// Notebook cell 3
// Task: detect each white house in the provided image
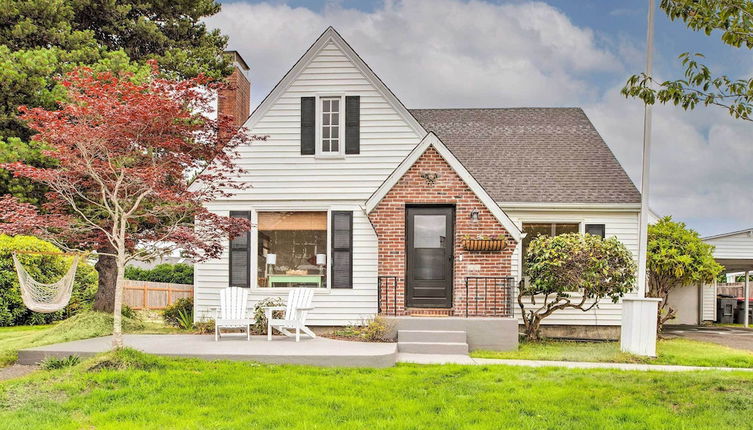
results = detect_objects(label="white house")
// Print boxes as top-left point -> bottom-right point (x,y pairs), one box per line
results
194,27 -> 643,340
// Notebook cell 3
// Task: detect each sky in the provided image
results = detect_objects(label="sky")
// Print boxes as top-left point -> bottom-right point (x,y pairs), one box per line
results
207,0 -> 753,236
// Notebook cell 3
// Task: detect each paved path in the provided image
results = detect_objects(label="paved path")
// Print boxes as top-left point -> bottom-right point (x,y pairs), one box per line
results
397,353 -> 753,372
18,334 -> 397,368
0,364 -> 38,381
663,325 -> 753,352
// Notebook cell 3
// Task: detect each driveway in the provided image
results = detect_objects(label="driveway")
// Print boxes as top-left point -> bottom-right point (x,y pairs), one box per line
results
663,325 -> 753,352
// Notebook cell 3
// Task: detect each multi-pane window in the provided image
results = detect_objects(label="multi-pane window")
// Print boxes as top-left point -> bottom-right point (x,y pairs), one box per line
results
321,97 -> 340,153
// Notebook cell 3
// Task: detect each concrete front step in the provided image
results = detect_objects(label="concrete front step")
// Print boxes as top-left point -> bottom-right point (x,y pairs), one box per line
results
398,330 -> 467,343
397,341 -> 469,355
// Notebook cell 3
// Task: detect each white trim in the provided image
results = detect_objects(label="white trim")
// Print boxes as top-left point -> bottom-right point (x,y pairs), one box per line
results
365,132 -> 522,242
498,202 -> 642,211
315,95 -> 345,159
243,27 -> 425,138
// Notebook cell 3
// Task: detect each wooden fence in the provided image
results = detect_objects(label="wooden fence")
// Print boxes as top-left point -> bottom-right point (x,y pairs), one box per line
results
717,282 -> 753,298
123,280 -> 193,310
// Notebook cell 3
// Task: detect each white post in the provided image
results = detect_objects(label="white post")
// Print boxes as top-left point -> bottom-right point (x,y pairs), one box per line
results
621,0 -> 661,356
636,0 -> 655,297
745,271 -> 750,328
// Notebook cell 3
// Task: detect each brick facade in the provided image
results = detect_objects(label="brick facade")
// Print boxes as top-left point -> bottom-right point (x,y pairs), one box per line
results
368,146 -> 516,317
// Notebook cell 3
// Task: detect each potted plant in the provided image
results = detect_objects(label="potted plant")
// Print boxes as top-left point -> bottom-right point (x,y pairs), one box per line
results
462,234 -> 508,251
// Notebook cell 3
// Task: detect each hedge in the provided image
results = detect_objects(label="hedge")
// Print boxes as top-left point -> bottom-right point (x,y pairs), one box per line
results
124,263 -> 193,285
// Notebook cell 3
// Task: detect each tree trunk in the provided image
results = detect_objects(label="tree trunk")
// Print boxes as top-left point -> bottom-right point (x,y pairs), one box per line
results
112,257 -> 126,348
93,253 -> 117,313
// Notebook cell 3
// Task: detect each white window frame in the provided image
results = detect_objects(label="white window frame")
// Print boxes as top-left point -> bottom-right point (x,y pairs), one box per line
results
249,207 -> 333,293
315,95 -> 345,159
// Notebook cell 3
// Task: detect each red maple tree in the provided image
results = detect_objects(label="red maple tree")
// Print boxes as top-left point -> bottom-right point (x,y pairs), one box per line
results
0,63 -> 254,346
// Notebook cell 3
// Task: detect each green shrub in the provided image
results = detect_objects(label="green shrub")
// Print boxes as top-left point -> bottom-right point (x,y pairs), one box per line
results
163,297 -> 193,328
125,263 -> 193,284
0,234 -> 98,327
120,305 -> 140,321
194,319 -> 215,334
333,316 -> 394,342
40,354 -> 81,370
252,297 -> 285,334
175,308 -> 193,330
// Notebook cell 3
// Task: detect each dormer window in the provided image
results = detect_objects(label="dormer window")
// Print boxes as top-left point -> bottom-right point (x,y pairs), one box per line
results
320,97 -> 341,154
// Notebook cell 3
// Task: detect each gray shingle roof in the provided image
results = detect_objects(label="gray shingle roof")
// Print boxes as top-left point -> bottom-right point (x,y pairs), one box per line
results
409,108 -> 641,204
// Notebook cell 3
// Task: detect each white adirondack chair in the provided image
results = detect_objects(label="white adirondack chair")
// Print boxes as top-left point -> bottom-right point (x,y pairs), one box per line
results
264,288 -> 316,342
214,287 -> 253,341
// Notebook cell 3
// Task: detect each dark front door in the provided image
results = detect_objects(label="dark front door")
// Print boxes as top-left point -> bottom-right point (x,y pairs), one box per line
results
406,206 -> 454,308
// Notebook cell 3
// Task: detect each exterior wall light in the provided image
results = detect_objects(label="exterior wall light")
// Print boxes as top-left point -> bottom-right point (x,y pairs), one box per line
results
470,209 -> 480,223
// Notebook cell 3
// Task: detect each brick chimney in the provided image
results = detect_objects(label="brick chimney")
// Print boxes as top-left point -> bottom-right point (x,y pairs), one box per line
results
218,50 -> 251,132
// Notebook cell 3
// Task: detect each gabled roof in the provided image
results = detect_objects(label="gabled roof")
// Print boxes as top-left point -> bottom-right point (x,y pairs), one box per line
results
365,132 -> 522,242
243,27 -> 425,137
409,108 -> 641,204
703,228 -> 753,241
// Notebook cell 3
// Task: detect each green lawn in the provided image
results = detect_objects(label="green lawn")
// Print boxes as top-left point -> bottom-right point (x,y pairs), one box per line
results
0,348 -> 751,429
0,312 -> 181,367
472,338 -> 753,368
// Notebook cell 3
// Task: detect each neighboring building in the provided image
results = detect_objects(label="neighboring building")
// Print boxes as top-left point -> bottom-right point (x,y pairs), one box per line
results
194,27 -> 643,338
667,228 -> 753,325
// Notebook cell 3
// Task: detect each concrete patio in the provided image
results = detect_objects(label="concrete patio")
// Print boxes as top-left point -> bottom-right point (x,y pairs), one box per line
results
17,334 -> 398,368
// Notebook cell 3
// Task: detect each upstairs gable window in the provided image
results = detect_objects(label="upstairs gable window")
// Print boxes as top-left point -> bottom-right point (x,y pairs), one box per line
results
320,97 -> 341,154
300,96 -> 359,156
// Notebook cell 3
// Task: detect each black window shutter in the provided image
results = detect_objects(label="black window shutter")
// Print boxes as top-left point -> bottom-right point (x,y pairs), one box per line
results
585,224 -> 606,239
229,211 -> 251,288
331,211 -> 353,288
345,96 -> 360,154
301,97 -> 315,155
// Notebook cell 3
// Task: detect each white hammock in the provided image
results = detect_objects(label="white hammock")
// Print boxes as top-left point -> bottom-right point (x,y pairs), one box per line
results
12,253 -> 80,313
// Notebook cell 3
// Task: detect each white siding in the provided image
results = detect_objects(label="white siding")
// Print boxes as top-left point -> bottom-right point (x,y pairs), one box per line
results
505,208 -> 640,326
195,39 -> 422,326
706,231 -> 753,259
228,41 -> 421,201
194,201 -> 379,326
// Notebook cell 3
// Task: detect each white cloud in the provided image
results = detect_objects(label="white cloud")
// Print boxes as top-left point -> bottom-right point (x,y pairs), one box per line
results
206,0 -> 619,107
586,86 -> 753,235
207,0 -> 753,236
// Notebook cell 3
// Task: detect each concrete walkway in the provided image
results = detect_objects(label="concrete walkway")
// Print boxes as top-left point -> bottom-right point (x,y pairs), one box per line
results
18,334 -> 397,368
397,353 -> 753,372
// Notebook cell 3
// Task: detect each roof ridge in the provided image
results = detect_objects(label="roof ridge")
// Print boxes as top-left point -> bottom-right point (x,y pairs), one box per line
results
408,107 -> 584,111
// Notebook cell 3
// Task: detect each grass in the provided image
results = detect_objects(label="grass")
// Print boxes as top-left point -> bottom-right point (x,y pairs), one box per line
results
472,338 -> 753,368
0,311 -> 182,367
0,348 -> 752,429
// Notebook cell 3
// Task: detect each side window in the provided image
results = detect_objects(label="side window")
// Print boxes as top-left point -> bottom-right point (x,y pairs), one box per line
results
585,224 -> 606,239
521,223 -> 579,274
